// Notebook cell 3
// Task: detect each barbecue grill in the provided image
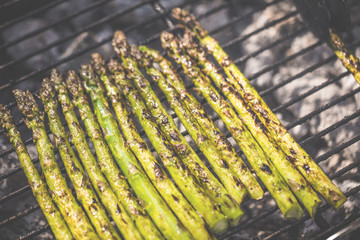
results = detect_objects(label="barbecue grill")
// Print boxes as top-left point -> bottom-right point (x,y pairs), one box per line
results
0,0 -> 360,239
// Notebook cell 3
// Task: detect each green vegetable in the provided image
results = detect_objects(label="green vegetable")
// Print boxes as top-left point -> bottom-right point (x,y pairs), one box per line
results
137,46 -> 245,224
13,89 -> 99,240
0,104 -> 74,240
65,70 -> 163,240
161,31 -> 305,219
40,78 -> 118,240
51,69 -> 142,240
139,45 -> 263,201
328,29 -> 360,85
182,30 -> 324,218
172,8 -> 346,210
80,63 -> 193,240
112,32 -> 231,232
92,53 -> 215,238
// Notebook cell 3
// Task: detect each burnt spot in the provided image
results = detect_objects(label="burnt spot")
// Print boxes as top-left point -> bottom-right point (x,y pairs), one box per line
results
160,116 -> 168,125
90,203 -> 98,213
222,57 -> 231,67
142,109 -> 152,120
209,92 -> 218,102
137,141 -> 147,149
260,164 -> 272,174
221,159 -> 229,169
97,181 -> 105,192
138,79 -> 148,89
303,164 -> 311,174
174,144 -> 188,155
169,132 -> 180,141
172,195 -> 179,202
197,133 -> 207,143
70,161 -> 80,173
288,197 -> 293,204
286,155 -> 296,164
329,190 -> 341,202
116,204 -> 122,214
151,74 -> 160,82
233,176 -> 242,187
224,109 -> 233,118
153,162 -> 164,180
290,148 -> 297,156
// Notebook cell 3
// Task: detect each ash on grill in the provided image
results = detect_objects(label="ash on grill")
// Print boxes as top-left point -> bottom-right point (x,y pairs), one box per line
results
0,0 -> 359,239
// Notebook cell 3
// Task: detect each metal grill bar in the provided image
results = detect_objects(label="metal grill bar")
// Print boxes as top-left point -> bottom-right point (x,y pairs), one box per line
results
0,0 -> 69,29
1,0 -> 359,239
221,10 -> 298,49
247,40 -> 323,80
260,38 -> 360,97
273,71 -> 350,113
0,0 -> 112,55
286,87 -> 360,130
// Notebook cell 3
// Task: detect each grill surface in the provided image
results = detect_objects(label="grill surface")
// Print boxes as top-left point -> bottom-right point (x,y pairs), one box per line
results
0,0 -> 360,239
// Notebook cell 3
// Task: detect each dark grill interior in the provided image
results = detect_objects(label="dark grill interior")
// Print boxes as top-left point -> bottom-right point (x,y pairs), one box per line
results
0,0 -> 360,239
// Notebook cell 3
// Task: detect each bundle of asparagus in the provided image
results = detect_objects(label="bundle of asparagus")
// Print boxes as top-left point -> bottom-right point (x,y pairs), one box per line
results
91,53 -> 216,238
171,7 -> 346,212
0,104 -> 73,240
5,6 -> 349,239
13,89 -> 99,240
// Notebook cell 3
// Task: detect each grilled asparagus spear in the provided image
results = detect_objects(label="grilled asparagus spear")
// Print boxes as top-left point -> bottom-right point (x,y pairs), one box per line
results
133,47 -> 245,223
39,78 -> 118,240
0,104 -> 74,240
172,8 -> 346,210
92,53 -> 215,238
51,69 -> 142,240
111,34 -> 230,232
328,29 -> 360,85
80,64 -> 193,240
181,30 -> 323,218
13,89 -> 99,240
139,45 -> 263,200
161,31 -> 305,219
65,71 -> 163,240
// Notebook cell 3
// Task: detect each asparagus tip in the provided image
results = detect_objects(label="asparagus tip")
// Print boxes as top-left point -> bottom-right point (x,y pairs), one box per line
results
13,89 -> 41,121
50,69 -> 63,91
66,70 -> 82,97
0,104 -> 13,130
39,78 -> 56,103
107,59 -> 123,73
112,30 -> 130,57
79,64 -> 101,91
160,31 -> 175,50
91,53 -> 107,76
171,8 -> 207,38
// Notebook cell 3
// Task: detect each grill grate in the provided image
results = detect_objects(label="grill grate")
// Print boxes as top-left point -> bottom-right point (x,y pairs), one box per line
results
1,0 -> 359,239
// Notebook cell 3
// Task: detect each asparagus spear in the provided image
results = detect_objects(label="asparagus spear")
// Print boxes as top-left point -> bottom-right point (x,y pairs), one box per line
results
139,45 -> 263,201
51,69 -> 142,240
111,35 -> 229,232
13,89 -> 99,240
80,64 -> 193,240
172,8 -> 347,210
65,71 -> 163,240
161,31 -> 305,219
92,53 -> 216,238
0,104 -> 74,240
328,29 -> 360,85
132,47 -> 245,223
39,78 -> 118,240
182,30 -> 323,218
